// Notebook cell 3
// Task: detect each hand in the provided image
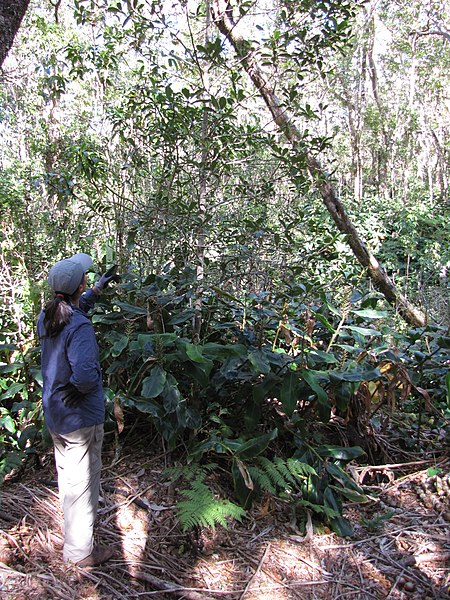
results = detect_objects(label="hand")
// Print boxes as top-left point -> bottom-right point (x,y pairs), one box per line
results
96,265 -> 120,291
60,383 -> 85,408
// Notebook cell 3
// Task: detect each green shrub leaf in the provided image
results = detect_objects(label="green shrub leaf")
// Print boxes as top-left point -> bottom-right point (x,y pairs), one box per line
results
142,365 -> 167,398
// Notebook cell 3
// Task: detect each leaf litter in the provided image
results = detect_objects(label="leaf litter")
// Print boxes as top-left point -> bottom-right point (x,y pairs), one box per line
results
0,432 -> 449,600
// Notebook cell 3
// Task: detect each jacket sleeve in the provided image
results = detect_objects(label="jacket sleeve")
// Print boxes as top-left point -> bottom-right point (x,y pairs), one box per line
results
66,323 -> 101,394
79,288 -> 99,314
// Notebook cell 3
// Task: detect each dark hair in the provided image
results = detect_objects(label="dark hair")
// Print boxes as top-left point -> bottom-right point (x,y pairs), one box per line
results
42,295 -> 74,338
42,273 -> 85,338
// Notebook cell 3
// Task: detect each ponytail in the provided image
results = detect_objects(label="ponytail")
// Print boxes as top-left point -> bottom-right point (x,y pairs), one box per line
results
42,272 -> 85,338
42,294 -> 74,338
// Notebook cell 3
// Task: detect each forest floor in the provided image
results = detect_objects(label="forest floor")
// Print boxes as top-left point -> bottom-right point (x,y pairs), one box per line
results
0,427 -> 449,600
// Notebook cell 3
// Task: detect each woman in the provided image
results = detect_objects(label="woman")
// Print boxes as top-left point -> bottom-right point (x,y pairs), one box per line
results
37,253 -> 117,567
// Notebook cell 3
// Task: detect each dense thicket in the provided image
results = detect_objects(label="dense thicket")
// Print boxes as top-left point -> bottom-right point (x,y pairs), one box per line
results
0,0 -> 449,534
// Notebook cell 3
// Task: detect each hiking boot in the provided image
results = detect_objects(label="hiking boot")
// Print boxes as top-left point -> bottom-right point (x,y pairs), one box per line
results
76,545 -> 114,567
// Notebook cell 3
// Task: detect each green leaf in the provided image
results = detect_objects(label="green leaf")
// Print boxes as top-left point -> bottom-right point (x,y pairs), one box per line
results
280,371 -> 298,417
351,309 -> 389,319
162,377 -> 181,413
168,309 -> 195,325
306,349 -> 338,364
114,301 -> 147,315
437,337 -> 450,349
0,363 -> 23,374
248,349 -> 271,374
0,344 -> 17,353
137,333 -> 177,347
312,313 -> 335,332
324,486 -> 357,535
330,515 -> 354,537
245,376 -> 278,431
329,368 -> 381,383
329,485 -> 368,503
341,325 -> 380,336
142,365 -> 167,398
18,425 -> 38,450
30,368 -> 43,386
202,342 -> 248,360
299,369 -> 327,402
165,84 -> 174,99
325,464 -> 367,498
235,428 -> 278,460
112,333 -> 129,357
0,414 -> 16,433
177,405 -> 201,429
184,342 -> 208,364
92,312 -> 123,324
131,397 -> 164,417
0,383 -> 24,401
318,445 -> 366,462
211,286 -> 244,304
427,467 -> 443,477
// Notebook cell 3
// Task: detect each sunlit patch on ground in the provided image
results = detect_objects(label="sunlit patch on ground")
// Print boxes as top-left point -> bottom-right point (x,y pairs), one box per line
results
0,445 -> 449,599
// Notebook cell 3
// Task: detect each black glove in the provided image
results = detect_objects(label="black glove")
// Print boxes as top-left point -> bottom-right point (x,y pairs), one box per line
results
60,383 -> 85,408
97,264 -> 121,290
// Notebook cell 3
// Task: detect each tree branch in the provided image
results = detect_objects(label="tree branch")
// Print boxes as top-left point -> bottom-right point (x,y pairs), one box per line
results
410,29 -> 450,43
211,0 -> 426,327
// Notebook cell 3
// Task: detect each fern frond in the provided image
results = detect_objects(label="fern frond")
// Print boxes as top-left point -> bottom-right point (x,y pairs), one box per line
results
164,462 -> 218,483
177,477 -> 246,532
286,458 -> 317,479
246,464 -> 277,495
252,456 -> 317,495
298,498 -> 339,519
256,456 -> 293,492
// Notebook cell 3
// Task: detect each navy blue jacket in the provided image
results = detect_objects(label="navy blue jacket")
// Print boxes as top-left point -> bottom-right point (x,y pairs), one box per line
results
37,289 -> 105,434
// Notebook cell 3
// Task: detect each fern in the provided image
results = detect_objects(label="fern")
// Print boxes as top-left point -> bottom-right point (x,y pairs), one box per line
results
298,498 -> 339,519
177,476 -> 246,532
165,462 -> 217,484
165,464 -> 246,532
286,457 -> 317,479
246,464 -> 277,495
252,456 -> 317,496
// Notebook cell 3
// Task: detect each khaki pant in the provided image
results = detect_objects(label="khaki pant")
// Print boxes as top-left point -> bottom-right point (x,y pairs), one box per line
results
50,424 -> 104,563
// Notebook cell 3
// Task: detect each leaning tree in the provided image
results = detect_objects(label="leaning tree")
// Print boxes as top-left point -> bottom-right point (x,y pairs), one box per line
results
0,0 -> 31,67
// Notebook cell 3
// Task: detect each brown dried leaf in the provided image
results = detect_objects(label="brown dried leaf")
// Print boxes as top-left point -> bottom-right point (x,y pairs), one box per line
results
114,396 -> 125,434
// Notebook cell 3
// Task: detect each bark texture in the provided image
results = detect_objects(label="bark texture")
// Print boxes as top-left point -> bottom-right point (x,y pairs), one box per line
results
211,0 -> 426,327
0,0 -> 30,68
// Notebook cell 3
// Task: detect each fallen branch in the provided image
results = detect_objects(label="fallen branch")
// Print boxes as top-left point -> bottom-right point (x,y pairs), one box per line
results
403,552 -> 450,566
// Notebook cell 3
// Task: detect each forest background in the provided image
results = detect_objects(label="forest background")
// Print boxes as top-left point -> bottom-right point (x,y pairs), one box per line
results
0,0 -> 449,537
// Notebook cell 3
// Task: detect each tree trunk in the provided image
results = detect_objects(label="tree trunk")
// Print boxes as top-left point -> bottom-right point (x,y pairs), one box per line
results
193,0 -> 212,343
211,0 -> 426,327
0,0 -> 30,68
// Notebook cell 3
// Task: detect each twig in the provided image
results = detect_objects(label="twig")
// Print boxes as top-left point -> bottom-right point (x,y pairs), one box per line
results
272,546 -> 331,576
131,571 -> 224,599
0,565 -> 75,599
354,457 -> 449,485
239,542 -> 270,600
0,529 -> 46,571
322,522 -> 450,550
78,568 -> 133,600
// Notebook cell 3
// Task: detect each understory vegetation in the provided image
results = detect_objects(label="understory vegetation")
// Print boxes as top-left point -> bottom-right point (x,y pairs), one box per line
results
1,267 -> 449,536
1,0 -> 450,540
